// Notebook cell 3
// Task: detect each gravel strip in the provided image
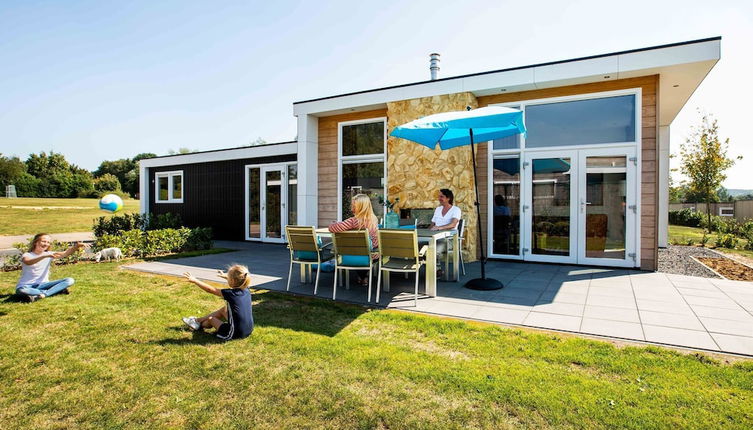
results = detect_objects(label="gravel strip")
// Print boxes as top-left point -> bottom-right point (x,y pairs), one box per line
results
658,245 -> 722,278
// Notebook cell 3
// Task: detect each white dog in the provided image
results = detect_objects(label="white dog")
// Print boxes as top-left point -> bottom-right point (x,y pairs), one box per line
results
95,247 -> 123,262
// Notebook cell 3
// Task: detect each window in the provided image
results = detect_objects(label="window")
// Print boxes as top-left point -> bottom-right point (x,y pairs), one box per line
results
719,207 -> 734,217
155,171 -> 183,203
525,95 -> 636,148
339,118 -> 386,220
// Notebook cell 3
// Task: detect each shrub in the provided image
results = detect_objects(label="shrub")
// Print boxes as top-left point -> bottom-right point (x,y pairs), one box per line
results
93,173 -> 121,193
668,209 -> 704,228
2,239 -> 86,271
94,227 -> 212,258
148,212 -> 183,230
714,234 -> 738,249
93,213 -> 148,237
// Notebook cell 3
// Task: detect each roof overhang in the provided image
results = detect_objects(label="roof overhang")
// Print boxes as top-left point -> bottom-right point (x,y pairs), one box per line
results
138,142 -> 297,168
293,37 -> 720,127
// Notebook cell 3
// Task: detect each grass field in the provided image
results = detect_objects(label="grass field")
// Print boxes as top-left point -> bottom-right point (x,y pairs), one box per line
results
0,197 -> 140,235
1,261 -> 752,429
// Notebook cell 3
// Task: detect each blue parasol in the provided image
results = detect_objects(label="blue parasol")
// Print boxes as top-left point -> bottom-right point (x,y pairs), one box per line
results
391,106 -> 527,290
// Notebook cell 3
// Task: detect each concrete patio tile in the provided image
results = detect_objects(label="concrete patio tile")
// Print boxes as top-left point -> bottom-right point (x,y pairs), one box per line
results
545,282 -> 590,294
670,280 -> 719,291
487,293 -> 539,308
580,318 -> 645,340
532,302 -> 584,317
506,279 -> 549,290
586,294 -> 637,310
709,333 -> 753,356
472,307 -> 530,325
523,312 -> 582,332
514,271 -> 557,282
689,304 -> 753,321
636,299 -> 694,315
642,325 -> 720,351
499,286 -> 545,299
639,310 -> 705,331
699,317 -> 753,337
676,288 -> 729,299
583,305 -> 640,323
588,285 -> 635,299
682,295 -> 743,310
538,290 -> 588,305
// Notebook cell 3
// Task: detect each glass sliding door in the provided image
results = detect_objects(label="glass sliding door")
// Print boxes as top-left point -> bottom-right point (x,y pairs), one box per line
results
491,157 -> 521,257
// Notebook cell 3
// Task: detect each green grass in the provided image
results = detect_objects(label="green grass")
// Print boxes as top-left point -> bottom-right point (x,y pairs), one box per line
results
0,197 -> 140,235
1,262 -> 752,429
668,224 -> 753,259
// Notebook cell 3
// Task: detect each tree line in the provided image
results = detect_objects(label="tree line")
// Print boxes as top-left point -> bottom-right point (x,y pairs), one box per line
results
0,152 -> 156,198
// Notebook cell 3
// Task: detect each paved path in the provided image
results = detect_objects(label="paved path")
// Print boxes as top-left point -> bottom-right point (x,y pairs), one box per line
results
124,241 -> 753,357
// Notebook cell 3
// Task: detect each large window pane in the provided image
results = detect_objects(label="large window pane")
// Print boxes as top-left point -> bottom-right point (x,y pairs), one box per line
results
526,95 -> 635,148
248,168 -> 260,239
288,164 -> 297,226
585,156 -> 626,259
172,175 -> 182,199
342,122 -> 384,156
342,162 -> 384,220
158,176 -> 169,201
492,158 -> 520,255
493,106 -> 521,150
532,158 -> 571,256
265,170 -> 282,239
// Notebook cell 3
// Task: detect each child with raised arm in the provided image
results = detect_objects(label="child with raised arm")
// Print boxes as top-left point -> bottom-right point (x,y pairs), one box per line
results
16,233 -> 85,302
181,265 -> 254,341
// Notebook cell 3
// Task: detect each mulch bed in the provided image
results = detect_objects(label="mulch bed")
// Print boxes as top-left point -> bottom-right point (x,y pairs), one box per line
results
696,257 -> 753,281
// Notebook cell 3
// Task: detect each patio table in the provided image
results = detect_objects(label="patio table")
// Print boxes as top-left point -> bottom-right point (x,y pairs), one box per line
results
314,227 -> 458,297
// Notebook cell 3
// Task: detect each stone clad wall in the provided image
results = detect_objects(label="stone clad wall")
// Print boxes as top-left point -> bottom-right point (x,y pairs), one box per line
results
387,92 -> 480,262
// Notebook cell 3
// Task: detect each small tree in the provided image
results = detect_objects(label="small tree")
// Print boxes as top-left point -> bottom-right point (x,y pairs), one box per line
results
679,113 -> 739,227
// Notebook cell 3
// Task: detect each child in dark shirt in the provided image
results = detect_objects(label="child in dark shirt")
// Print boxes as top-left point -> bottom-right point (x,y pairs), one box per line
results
182,264 -> 254,341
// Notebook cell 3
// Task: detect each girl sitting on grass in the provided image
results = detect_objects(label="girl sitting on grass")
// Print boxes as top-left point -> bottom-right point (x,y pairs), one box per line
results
182,264 -> 254,341
16,233 -> 85,303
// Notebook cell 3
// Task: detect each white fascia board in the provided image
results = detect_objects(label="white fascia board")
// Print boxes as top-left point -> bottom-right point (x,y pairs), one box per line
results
293,40 -> 720,118
533,56 -> 620,89
618,39 -> 720,74
138,143 -> 298,168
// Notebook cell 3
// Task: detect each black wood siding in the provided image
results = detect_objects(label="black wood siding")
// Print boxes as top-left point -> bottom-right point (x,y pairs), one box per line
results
148,155 -> 296,240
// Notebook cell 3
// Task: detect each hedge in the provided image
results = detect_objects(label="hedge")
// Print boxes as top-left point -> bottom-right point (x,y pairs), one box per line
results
94,227 -> 212,257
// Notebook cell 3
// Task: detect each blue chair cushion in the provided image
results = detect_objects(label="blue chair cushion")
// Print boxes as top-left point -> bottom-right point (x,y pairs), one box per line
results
398,224 -> 416,230
341,255 -> 371,266
294,251 -> 318,260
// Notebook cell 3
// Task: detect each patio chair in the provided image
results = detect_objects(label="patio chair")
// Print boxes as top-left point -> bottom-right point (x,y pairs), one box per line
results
376,229 -> 428,306
331,230 -> 376,302
285,226 -> 334,295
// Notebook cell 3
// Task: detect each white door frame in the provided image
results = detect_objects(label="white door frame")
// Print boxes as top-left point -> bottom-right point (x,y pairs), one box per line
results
522,150 -> 579,264
576,146 -> 637,268
245,163 -> 295,243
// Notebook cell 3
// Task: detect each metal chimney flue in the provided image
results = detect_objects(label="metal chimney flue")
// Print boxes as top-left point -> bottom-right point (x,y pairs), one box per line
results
429,53 -> 440,80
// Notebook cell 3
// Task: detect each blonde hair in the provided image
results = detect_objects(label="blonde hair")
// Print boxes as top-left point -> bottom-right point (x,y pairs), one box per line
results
29,233 -> 51,252
226,264 -> 252,289
351,194 -> 378,231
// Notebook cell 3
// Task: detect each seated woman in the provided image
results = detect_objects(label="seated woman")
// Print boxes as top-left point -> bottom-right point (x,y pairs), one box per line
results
16,233 -> 85,302
430,188 -> 461,276
328,194 -> 379,286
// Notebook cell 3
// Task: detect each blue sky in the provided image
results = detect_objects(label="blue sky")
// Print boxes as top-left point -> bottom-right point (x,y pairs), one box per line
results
1,0 -> 751,187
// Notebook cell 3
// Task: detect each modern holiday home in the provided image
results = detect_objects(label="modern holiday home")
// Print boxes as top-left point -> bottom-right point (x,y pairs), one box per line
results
139,37 -> 721,270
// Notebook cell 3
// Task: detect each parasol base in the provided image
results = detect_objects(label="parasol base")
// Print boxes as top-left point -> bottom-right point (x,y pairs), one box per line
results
464,277 -> 504,291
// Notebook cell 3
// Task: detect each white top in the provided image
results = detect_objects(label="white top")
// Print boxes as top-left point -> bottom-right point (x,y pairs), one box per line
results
17,252 -> 52,287
431,205 -> 461,227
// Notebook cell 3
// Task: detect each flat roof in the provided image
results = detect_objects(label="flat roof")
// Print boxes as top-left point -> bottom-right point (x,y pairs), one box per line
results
138,141 -> 297,168
293,37 -> 721,126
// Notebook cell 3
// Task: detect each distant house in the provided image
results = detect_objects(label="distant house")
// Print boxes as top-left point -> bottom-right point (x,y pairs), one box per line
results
139,37 -> 721,270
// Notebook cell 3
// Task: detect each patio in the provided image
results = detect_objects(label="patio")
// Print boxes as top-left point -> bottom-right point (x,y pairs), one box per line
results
124,241 -> 753,357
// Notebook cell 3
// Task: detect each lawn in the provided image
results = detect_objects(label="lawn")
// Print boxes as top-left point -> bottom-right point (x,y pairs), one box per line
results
1,261 -> 752,429
0,197 -> 140,235
669,224 -> 753,259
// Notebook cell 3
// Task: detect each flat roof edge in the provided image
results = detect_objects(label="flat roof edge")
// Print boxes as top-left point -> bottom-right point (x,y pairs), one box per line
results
293,36 -> 721,106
